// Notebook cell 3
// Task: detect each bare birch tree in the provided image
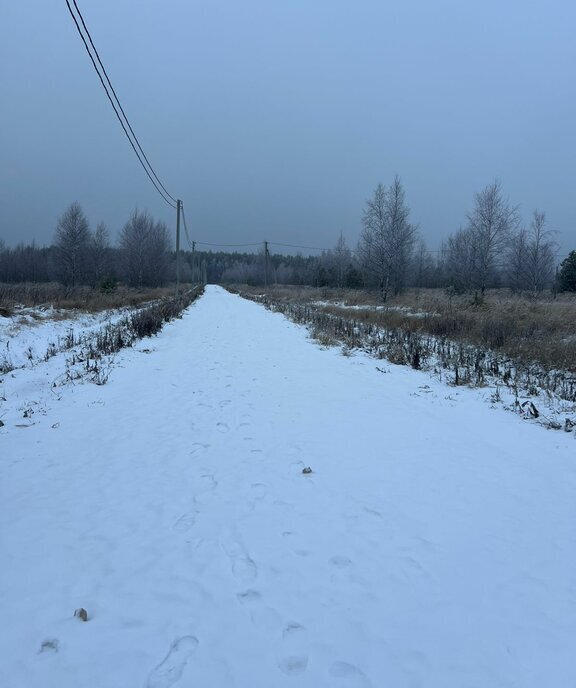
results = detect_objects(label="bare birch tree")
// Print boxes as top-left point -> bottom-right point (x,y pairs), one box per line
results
466,180 -> 519,295
54,202 -> 91,286
88,222 -> 112,286
120,210 -> 171,287
507,210 -> 555,293
321,233 -> 352,287
525,210 -> 556,293
442,228 -> 476,293
332,233 -> 352,288
411,239 -> 435,288
507,228 -> 528,292
358,176 -> 417,300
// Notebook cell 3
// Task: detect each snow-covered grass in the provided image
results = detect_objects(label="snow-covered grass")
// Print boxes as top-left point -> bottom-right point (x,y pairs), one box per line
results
233,289 -> 576,427
0,288 -> 202,376
0,287 -> 203,422
311,300 -> 434,318
2,286 -> 576,687
0,305 -> 131,372
230,284 -> 576,373
0,282 -> 176,312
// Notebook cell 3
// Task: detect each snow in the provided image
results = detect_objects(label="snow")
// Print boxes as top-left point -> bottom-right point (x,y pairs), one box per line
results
310,300 -> 435,317
1,285 -> 576,687
0,305 -> 131,370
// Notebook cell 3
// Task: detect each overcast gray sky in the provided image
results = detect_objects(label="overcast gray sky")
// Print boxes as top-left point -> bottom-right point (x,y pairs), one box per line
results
1,0 -> 575,256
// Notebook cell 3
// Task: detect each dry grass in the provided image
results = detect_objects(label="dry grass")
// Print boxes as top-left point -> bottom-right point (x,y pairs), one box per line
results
226,284 -> 382,306
321,302 -> 576,371
228,284 -> 576,372
4,286 -> 205,382
0,282 -> 192,314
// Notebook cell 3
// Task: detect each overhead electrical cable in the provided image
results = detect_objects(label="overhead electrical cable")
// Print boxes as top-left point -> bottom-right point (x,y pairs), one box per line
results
181,204 -> 194,249
70,0 -> 178,205
190,240 -> 333,251
193,241 -> 263,248
269,241 -> 331,251
64,0 -> 177,209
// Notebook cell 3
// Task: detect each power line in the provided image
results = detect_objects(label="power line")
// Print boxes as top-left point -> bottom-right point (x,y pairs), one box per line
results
71,0 -> 178,205
194,241 -> 263,248
190,240 -> 324,251
188,240 -> 334,253
64,0 -> 177,209
180,203 -> 194,249
181,236 -> 575,261
269,241 -> 331,251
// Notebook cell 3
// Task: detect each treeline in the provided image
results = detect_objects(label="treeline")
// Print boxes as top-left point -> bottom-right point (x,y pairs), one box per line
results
355,176 -> 568,298
2,181 -> 575,295
0,203 -> 177,289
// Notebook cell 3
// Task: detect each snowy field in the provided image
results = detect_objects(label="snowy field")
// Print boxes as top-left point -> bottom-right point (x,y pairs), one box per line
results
0,304 -> 131,371
1,285 -> 576,687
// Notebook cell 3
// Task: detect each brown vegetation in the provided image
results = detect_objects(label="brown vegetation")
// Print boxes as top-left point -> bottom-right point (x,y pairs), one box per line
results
54,286 -> 204,385
0,282 -> 193,315
0,286 -> 203,379
229,285 -> 576,372
228,284 -> 576,402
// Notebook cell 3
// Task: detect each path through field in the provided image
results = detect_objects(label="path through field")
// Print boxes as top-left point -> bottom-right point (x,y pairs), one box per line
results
2,286 -> 576,687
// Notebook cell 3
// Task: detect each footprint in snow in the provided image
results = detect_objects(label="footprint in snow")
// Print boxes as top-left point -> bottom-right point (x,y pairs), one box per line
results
146,636 -> 198,688
172,513 -> 196,533
216,422 -> 229,434
221,530 -> 257,583
250,483 -> 267,500
236,589 -> 261,604
293,548 -> 311,557
330,556 -> 353,569
237,589 -> 281,631
193,473 -> 218,507
189,443 -> 210,455
328,661 -> 372,687
362,507 -> 383,519
199,472 -> 217,491
277,623 -> 309,676
246,483 -> 267,512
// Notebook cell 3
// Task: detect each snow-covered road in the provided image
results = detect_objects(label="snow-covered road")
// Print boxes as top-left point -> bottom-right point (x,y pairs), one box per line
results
2,285 -> 576,687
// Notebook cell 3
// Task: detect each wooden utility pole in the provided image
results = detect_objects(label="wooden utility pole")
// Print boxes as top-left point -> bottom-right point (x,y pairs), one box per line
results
264,240 -> 269,288
175,199 -> 182,292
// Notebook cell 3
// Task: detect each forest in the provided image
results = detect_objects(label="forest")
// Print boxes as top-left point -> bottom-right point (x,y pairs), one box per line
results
1,178 -> 574,297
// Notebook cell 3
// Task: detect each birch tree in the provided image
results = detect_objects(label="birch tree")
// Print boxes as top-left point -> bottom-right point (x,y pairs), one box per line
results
507,210 -> 555,293
54,202 -> 91,286
442,228 -> 476,293
120,210 -> 171,287
507,229 -> 528,292
88,222 -> 112,286
525,210 -> 555,293
466,180 -> 519,295
321,233 -> 352,287
358,176 -> 417,300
